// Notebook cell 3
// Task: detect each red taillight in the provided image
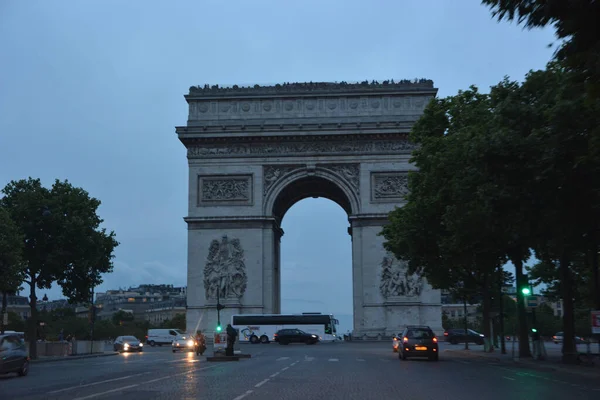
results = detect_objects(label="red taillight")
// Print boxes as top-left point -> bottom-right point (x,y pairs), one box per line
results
433,337 -> 438,343
145,335 -> 148,339
274,333 -> 278,337
403,337 -> 408,343
443,332 -> 448,336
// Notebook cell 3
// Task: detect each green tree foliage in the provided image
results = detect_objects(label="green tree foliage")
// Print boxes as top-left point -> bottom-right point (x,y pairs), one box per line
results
0,178 -> 119,358
160,313 -> 186,331
0,206 -> 24,294
112,310 -> 135,326
482,0 -> 600,97
382,87 -> 510,352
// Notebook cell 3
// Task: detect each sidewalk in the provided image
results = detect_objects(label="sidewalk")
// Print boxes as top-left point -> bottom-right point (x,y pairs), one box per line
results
30,352 -> 119,364
444,347 -> 600,379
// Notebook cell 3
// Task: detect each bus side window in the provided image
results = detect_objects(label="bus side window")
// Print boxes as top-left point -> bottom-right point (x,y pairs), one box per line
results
325,324 -> 332,334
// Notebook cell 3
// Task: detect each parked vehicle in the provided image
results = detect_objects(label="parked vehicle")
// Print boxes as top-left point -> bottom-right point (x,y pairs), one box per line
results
0,333 -> 29,377
398,325 -> 439,361
443,328 -> 485,345
146,329 -> 186,346
552,332 -> 588,344
274,328 -> 319,345
114,336 -> 144,352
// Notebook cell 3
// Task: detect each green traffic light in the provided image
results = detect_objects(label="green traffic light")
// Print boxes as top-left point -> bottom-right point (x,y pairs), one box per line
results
531,328 -> 537,333
521,287 -> 531,295
216,325 -> 222,332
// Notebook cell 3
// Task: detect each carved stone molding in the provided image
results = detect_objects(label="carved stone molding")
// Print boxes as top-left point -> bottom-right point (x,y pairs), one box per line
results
263,165 -> 304,196
379,253 -> 422,300
188,139 -> 415,159
319,164 -> 360,194
371,172 -> 409,202
203,235 -> 248,300
198,174 -> 253,206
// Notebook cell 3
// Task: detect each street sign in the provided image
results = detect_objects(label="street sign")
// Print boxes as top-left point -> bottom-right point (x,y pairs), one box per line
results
526,295 -> 540,308
591,310 -> 600,335
2,312 -> 7,326
213,332 -> 228,351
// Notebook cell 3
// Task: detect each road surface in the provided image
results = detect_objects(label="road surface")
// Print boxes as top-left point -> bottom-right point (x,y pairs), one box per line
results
1,342 -> 599,399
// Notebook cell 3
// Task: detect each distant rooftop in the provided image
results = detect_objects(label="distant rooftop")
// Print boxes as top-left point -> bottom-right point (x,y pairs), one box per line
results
187,79 -> 435,97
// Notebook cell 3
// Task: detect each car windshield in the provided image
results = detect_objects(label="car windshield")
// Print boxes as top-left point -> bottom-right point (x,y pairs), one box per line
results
123,336 -> 138,341
407,329 -> 434,339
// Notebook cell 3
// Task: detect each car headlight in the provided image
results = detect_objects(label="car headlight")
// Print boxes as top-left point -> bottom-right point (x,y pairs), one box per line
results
479,334 -> 484,337
311,335 -> 317,338
139,343 -> 143,347
187,340 -> 194,347
124,344 -> 129,348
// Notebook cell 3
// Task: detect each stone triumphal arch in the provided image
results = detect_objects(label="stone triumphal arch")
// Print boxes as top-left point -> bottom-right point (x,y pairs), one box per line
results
176,81 -> 442,338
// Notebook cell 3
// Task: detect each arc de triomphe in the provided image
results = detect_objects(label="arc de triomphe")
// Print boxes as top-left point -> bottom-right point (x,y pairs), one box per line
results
176,81 -> 442,338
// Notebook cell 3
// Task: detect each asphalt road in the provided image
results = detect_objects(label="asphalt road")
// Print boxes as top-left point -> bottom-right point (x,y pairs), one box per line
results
1,342 -> 599,400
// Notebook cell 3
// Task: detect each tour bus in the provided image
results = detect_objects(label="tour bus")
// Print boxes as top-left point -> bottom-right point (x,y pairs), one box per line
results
231,313 -> 339,344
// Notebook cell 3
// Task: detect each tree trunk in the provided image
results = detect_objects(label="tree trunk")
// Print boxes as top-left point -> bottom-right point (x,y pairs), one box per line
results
28,276 -> 38,360
1,291 -> 7,335
592,241 -> 600,310
560,253 -> 578,364
463,295 -> 469,350
514,258 -> 532,358
481,278 -> 493,352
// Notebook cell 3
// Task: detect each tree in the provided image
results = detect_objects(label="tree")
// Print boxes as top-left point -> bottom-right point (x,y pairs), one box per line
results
112,310 -> 135,326
0,178 -> 119,358
492,62 -> 600,362
482,0 -> 600,97
0,206 -> 24,334
382,88 -> 507,352
161,313 -> 186,331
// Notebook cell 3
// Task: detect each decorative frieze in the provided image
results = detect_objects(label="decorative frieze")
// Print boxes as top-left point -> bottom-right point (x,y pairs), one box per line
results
188,139 -> 415,159
198,174 -> 252,205
371,172 -> 409,202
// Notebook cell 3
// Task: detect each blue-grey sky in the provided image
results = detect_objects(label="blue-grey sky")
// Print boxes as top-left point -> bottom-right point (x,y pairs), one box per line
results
1,1 -> 556,333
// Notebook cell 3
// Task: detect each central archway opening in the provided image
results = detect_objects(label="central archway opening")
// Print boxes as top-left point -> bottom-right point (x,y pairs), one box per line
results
271,175 -> 355,337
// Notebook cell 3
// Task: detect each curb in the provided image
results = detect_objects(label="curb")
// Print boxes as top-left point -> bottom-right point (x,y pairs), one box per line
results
30,352 -> 119,364
444,349 -> 600,378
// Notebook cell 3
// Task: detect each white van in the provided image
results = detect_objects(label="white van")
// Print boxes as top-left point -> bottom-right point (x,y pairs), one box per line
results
145,329 -> 186,346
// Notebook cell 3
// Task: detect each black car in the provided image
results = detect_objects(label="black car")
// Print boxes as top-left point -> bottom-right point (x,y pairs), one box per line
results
274,329 -> 319,345
398,325 -> 439,361
0,334 -> 29,377
443,328 -> 485,345
114,336 -> 144,352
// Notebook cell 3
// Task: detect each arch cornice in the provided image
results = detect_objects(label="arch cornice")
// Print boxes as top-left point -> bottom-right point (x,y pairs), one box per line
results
263,165 -> 361,218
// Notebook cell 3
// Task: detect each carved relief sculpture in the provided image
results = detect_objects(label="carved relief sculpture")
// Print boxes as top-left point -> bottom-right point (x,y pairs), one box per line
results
200,176 -> 251,202
263,165 -> 303,196
379,254 -> 422,299
372,173 -> 409,200
320,164 -> 360,194
203,235 -> 248,300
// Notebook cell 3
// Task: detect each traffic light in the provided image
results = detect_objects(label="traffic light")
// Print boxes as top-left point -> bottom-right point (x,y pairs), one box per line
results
520,274 -> 531,296
531,328 -> 537,333
216,325 -> 222,332
216,303 -> 225,311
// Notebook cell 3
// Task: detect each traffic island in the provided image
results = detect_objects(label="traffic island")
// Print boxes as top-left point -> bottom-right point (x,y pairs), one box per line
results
207,355 -> 240,362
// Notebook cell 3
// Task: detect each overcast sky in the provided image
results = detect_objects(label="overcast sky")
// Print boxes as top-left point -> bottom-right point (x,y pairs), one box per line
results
0,0 -> 556,333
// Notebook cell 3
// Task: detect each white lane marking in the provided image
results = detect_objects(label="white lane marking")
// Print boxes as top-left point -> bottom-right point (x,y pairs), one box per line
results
455,360 -> 470,364
48,372 -> 150,394
356,358 -> 366,362
276,357 -> 290,361
304,356 -> 314,362
255,379 -> 269,388
270,372 -> 280,378
328,358 -> 339,362
503,376 -> 515,381
290,362 -> 297,366
72,384 -> 139,400
233,390 -> 253,400
71,365 -> 217,400
281,367 -> 289,371
379,359 -> 391,362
